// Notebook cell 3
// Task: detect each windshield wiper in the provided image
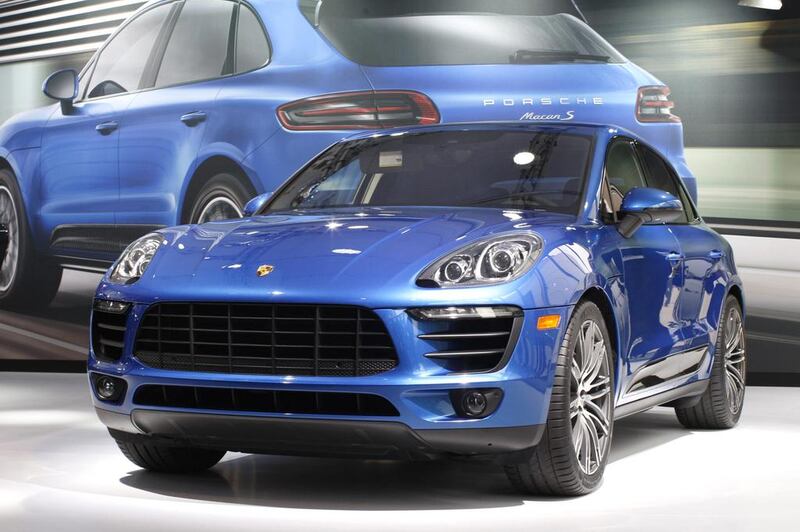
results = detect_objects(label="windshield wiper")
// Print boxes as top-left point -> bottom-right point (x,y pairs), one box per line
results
509,49 -> 611,64
467,192 -> 548,208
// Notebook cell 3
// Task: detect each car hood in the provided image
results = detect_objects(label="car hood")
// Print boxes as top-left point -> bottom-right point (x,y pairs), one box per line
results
107,207 -> 577,306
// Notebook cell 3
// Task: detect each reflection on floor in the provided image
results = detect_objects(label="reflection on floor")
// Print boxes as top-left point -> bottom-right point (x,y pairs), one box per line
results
0,373 -> 798,531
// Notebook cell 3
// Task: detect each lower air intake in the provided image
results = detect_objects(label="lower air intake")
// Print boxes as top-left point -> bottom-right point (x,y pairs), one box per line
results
133,385 -> 399,417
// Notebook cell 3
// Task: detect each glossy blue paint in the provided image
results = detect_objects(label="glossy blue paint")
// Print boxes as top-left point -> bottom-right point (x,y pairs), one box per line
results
41,69 -> 79,102
620,187 -> 683,215
242,192 -> 272,217
88,122 -> 743,437
0,0 -> 696,266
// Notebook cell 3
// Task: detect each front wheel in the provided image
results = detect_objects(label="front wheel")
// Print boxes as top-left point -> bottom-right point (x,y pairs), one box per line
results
0,170 -> 62,310
505,301 -> 615,496
186,173 -> 254,225
114,436 -> 226,473
675,295 -> 746,429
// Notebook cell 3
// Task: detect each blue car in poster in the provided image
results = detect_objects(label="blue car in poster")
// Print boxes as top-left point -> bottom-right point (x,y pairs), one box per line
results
88,123 -> 746,496
0,0 -> 690,309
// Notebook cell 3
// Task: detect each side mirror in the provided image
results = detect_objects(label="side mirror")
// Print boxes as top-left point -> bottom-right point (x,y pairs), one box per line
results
243,192 -> 272,217
618,187 -> 683,238
43,69 -> 78,115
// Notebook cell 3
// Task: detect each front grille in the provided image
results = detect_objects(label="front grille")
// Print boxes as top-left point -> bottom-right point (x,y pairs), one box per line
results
133,303 -> 398,377
418,313 -> 522,373
133,385 -> 399,417
92,302 -> 129,361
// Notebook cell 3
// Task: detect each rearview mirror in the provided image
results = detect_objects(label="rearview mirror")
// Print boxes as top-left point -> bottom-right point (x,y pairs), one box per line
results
43,69 -> 78,115
618,187 -> 683,238
243,192 -> 272,217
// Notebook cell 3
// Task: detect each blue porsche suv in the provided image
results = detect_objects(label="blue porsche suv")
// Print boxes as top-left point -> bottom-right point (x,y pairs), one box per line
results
88,122 -> 746,496
0,0 -> 690,308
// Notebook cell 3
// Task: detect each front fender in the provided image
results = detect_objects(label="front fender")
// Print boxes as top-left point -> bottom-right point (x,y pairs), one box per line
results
176,143 -> 264,225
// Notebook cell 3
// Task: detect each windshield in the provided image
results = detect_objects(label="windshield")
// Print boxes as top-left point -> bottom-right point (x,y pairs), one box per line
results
299,0 -> 624,66
265,129 -> 592,215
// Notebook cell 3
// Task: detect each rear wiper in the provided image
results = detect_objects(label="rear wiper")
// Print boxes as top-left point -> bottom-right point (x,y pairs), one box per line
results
510,49 -> 611,64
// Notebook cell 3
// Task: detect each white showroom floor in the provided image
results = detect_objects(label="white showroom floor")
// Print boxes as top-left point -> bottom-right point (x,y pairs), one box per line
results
0,373 -> 798,532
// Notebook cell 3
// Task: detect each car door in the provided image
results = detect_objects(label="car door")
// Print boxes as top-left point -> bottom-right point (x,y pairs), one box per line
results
39,1 -> 176,262
602,138 -> 684,400
637,142 -> 723,352
117,0 -> 241,230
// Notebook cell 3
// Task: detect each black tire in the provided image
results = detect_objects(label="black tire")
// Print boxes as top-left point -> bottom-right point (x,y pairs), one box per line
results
675,295 -> 746,429
505,301 -> 615,496
0,169 -> 62,310
185,172 -> 254,225
115,437 -> 226,473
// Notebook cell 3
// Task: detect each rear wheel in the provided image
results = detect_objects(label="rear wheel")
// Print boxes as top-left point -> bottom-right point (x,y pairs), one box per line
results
114,436 -> 226,473
675,295 -> 746,429
0,170 -> 62,310
505,301 -> 615,496
186,173 -> 253,224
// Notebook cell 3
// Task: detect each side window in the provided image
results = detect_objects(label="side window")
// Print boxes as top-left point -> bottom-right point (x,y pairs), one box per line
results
604,140 -> 647,215
155,0 -> 236,88
236,4 -> 270,73
85,3 -> 173,99
639,144 -> 691,223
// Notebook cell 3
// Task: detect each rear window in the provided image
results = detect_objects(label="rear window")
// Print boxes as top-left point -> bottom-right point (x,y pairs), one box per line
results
299,0 -> 624,66
265,129 -> 593,215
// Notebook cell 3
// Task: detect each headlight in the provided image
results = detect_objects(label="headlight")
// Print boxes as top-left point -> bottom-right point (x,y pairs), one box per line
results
418,233 -> 543,287
110,233 -> 164,284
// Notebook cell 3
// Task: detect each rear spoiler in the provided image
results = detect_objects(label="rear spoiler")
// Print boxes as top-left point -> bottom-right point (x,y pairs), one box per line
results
314,0 -> 589,27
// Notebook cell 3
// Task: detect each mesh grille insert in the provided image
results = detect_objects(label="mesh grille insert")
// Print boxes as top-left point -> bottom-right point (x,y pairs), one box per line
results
133,384 -> 399,417
134,303 -> 398,377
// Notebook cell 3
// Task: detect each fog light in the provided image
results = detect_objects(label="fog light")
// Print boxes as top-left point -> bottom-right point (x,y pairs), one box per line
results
463,391 -> 488,416
97,377 -> 117,399
450,388 -> 503,419
91,373 -> 126,403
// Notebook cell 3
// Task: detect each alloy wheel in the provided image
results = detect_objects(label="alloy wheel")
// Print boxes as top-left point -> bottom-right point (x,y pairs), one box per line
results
196,196 -> 243,224
569,319 -> 613,476
0,186 -> 19,292
724,307 -> 746,415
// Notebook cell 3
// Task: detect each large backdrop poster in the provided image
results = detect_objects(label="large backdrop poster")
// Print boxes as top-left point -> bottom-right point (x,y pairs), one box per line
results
0,0 -> 797,382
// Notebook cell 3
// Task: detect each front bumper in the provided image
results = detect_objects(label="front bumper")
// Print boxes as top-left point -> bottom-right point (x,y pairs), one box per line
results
99,408 -> 544,460
89,304 -> 570,457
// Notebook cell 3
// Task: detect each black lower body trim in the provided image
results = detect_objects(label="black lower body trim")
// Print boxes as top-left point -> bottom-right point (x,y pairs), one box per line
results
97,408 -> 544,461
615,380 -> 709,419
50,224 -> 164,257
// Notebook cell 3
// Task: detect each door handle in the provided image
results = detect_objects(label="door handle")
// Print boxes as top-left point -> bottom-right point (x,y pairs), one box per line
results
95,121 -> 118,135
180,111 -> 207,126
708,250 -> 725,261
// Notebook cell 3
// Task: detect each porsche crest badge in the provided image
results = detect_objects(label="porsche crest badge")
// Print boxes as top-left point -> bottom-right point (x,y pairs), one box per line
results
256,264 -> 274,277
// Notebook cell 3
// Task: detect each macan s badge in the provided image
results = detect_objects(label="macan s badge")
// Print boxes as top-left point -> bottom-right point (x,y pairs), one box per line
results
482,96 -> 604,123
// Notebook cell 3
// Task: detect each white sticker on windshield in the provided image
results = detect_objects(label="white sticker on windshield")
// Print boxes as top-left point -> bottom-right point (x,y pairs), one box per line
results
379,151 -> 403,168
